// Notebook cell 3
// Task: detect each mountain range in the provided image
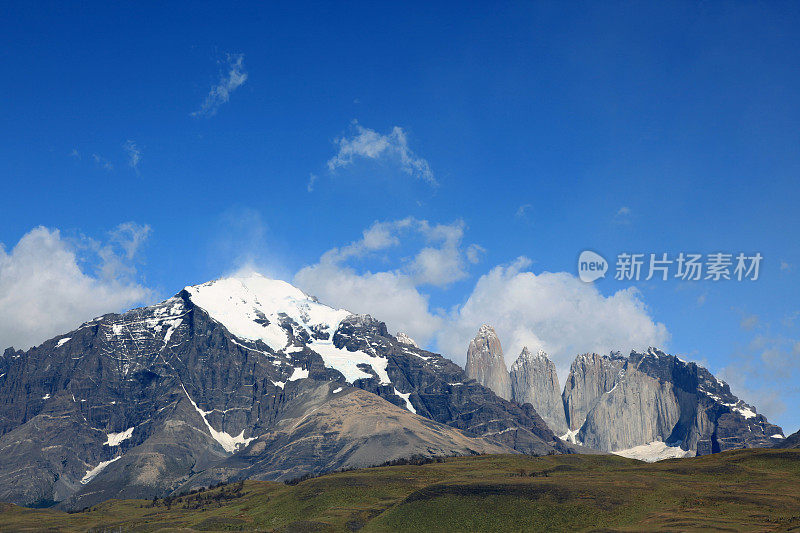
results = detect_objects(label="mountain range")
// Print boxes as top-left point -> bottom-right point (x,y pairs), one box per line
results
0,273 -> 789,510
465,326 -> 785,461
0,274 -> 567,510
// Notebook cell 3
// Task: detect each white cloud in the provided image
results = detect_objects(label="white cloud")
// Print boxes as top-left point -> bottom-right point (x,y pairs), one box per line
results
320,217 -> 473,288
292,219 -> 666,374
320,219 -> 404,265
293,217 -> 480,343
410,245 -> 466,287
294,263 -> 443,347
192,53 -> 248,117
69,149 -> 80,159
435,257 -> 669,381
327,122 -> 436,185
0,225 -> 152,350
123,140 -> 141,172
307,173 -> 317,193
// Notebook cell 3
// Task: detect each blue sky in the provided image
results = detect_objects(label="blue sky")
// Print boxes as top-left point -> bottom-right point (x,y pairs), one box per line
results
1,2 -> 799,433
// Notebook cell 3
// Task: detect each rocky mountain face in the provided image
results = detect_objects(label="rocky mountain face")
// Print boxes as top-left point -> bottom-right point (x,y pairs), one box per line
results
562,348 -> 784,457
0,274 -> 567,510
464,325 -> 783,461
510,348 -> 568,435
465,325 -> 512,401
562,353 -> 626,436
177,381 -> 510,492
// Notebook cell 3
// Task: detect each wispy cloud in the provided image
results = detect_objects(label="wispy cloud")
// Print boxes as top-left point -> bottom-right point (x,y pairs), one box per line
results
69,149 -> 80,159
740,314 -> 759,331
307,173 -> 318,193
516,204 -> 532,219
696,291 -> 708,306
123,140 -> 141,172
719,330 -> 800,423
466,244 -> 486,264
781,261 -> 793,272
192,53 -> 248,117
327,121 -> 437,185
92,154 -> 113,171
613,206 -> 632,224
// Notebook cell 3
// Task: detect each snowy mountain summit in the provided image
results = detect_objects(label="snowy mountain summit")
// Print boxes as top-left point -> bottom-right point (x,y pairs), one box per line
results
186,274 -> 391,384
186,274 -> 348,353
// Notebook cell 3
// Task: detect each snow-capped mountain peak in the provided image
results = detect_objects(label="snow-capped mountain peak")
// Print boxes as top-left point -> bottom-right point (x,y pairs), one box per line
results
184,273 -> 393,384
184,273 -> 351,352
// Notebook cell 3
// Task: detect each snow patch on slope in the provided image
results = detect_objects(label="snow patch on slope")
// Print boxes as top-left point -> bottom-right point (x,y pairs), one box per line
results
394,388 -> 416,413
309,339 -> 390,383
81,456 -> 121,484
105,427 -> 134,446
560,428 -> 581,445
288,367 -> 309,381
613,441 -> 694,462
181,385 -> 255,453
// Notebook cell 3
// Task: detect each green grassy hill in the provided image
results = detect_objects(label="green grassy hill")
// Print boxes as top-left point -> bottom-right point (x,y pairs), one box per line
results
1,449 -> 799,532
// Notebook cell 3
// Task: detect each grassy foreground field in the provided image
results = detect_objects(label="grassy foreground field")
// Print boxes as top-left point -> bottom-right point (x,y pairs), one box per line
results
1,449 -> 799,532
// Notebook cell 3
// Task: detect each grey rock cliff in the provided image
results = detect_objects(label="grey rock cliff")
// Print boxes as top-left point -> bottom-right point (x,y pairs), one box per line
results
562,348 -> 783,455
562,352 -> 626,433
510,347 -> 568,435
465,325 -> 512,401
